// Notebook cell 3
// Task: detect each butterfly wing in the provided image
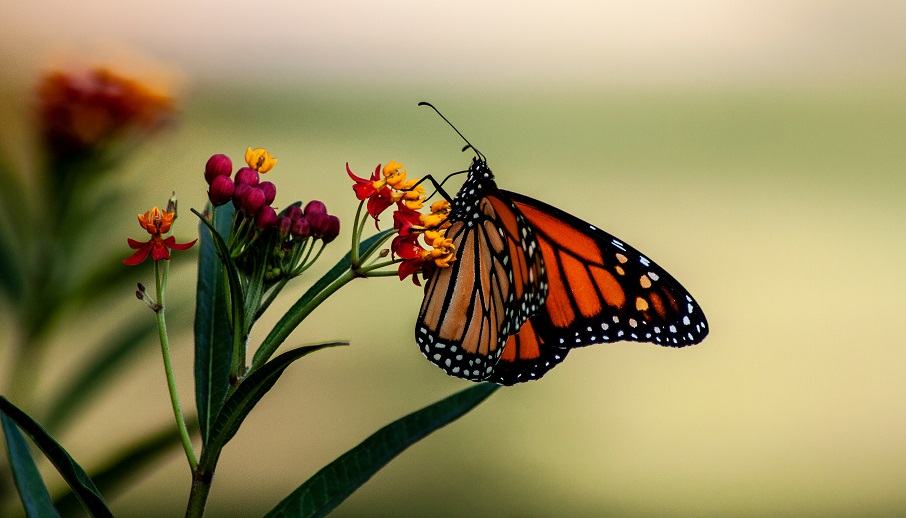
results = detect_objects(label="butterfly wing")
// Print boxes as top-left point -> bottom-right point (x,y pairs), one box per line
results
416,190 -> 547,381
484,318 -> 570,385
504,190 -> 708,350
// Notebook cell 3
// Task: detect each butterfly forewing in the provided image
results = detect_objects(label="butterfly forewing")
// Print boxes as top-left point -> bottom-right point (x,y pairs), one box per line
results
416,160 -> 547,381
505,191 -> 709,349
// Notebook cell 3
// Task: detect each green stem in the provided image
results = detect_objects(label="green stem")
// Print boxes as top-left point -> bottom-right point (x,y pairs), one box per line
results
154,260 -> 198,472
185,468 -> 213,518
350,200 -> 365,265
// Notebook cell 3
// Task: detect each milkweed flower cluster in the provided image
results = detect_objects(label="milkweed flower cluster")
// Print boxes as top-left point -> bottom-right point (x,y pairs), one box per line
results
204,148 -> 340,281
346,161 -> 455,284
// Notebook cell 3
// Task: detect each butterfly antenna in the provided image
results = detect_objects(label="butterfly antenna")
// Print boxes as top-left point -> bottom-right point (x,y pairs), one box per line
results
418,101 -> 485,161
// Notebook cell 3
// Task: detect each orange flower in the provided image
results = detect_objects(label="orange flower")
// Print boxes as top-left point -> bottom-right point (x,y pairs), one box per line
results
124,207 -> 196,265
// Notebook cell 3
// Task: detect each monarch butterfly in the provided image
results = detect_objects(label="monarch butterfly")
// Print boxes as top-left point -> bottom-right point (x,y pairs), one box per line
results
415,103 -> 708,385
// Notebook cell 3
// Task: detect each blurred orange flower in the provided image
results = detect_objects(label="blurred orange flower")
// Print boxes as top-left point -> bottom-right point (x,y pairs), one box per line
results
37,67 -> 174,158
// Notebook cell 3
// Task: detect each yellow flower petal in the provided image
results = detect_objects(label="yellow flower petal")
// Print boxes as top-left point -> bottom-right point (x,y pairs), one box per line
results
245,147 -> 278,173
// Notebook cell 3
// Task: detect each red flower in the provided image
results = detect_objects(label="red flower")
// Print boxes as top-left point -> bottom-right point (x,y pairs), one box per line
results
391,232 -> 431,286
393,204 -> 423,231
123,207 -> 196,265
347,163 -> 393,223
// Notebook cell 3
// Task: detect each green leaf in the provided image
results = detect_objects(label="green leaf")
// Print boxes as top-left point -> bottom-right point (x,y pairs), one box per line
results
2,414 -> 60,518
44,316 -> 160,431
252,229 -> 394,370
54,417 -> 199,516
0,396 -> 111,518
194,203 -> 236,443
264,383 -> 499,518
200,343 -> 345,471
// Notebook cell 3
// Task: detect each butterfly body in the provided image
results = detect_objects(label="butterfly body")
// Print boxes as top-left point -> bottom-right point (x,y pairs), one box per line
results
416,156 -> 707,385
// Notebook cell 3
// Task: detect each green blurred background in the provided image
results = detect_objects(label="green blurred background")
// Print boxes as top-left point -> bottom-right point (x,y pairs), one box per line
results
1,1 -> 905,516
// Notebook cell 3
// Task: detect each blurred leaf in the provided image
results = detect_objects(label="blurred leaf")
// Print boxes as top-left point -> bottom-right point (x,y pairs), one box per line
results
252,229 -> 394,370
43,316 -> 160,432
264,383 -> 500,518
2,414 -> 60,518
0,150 -> 30,251
0,396 -> 111,518
194,203 -> 235,443
0,225 -> 24,302
54,417 -> 199,516
0,151 -> 27,303
200,343 -> 345,470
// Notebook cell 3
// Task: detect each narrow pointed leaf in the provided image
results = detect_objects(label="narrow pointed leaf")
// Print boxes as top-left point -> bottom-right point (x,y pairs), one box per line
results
194,203 -> 236,442
2,414 -> 60,518
201,343 -> 345,470
265,383 -> 500,518
0,397 -> 111,518
252,229 -> 394,369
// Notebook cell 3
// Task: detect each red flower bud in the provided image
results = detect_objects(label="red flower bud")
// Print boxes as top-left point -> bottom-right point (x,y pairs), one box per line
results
259,181 -> 276,205
204,154 -> 232,185
242,187 -> 266,215
208,175 -> 235,206
303,200 -> 327,217
308,213 -> 340,243
285,205 -> 303,222
232,183 -> 251,209
291,217 -> 310,238
235,167 -> 260,186
322,215 -> 340,243
277,216 -> 292,237
255,205 -> 277,230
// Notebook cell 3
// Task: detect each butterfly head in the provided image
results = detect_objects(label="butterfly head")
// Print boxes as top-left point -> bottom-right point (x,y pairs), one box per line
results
469,156 -> 493,181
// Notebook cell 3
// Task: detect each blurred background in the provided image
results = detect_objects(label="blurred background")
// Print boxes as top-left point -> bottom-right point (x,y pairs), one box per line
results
1,0 -> 905,516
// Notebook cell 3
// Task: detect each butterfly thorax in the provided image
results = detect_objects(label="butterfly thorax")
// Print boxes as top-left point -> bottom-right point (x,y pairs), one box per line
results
449,157 -> 497,225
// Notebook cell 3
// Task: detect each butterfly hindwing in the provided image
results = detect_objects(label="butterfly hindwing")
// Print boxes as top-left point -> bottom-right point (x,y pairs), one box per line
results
485,318 -> 570,385
504,190 -> 709,349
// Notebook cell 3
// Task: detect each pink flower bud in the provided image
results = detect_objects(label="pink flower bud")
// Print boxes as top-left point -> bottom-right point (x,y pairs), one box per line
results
235,167 -> 260,186
322,215 -> 340,243
208,175 -> 235,206
285,205 -> 303,222
232,183 -> 251,209
291,217 -> 310,238
308,212 -> 340,242
303,200 -> 327,217
259,181 -> 276,205
242,187 -> 266,215
204,154 -> 233,185
255,205 -> 277,230
277,216 -> 292,237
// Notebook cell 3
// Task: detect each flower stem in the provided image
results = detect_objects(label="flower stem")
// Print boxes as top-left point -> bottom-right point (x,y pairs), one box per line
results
185,468 -> 214,518
154,260 -> 198,472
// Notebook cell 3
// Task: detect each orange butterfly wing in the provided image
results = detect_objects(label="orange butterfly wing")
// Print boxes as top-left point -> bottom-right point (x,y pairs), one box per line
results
486,191 -> 708,385
416,161 -> 547,382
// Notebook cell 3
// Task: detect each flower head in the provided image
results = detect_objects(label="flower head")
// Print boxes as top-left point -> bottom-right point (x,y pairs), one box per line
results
38,67 -> 174,159
245,147 -> 277,173
348,160 -> 429,226
124,206 -> 196,265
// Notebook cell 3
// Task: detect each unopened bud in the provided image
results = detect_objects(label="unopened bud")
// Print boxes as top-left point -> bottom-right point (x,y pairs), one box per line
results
204,154 -> 233,185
